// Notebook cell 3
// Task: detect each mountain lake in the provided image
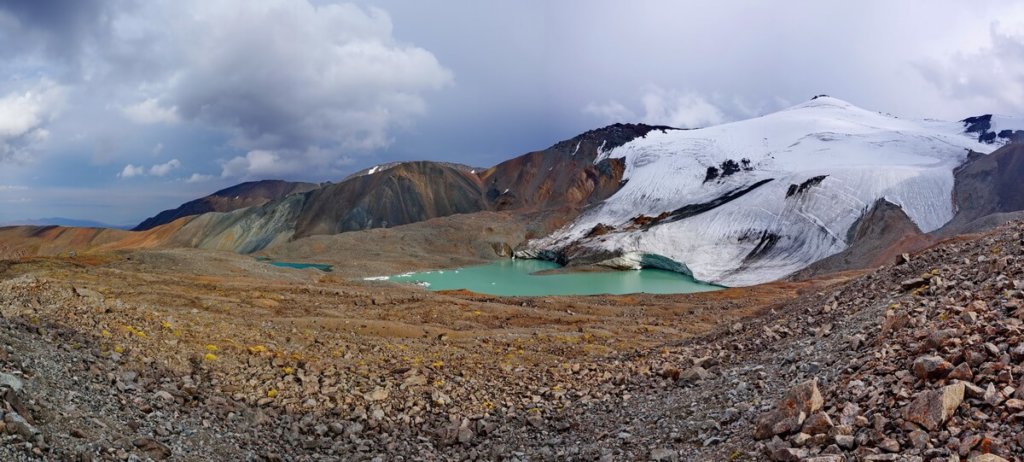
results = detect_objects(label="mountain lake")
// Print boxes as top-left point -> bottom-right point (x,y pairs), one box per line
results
269,261 -> 334,272
383,259 -> 722,296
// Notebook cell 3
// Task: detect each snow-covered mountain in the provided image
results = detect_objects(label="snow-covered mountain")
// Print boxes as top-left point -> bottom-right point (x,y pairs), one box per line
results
518,96 -> 1023,286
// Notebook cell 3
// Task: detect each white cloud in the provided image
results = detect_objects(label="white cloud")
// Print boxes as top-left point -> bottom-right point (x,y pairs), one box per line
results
121,98 -> 180,125
119,164 -> 146,178
583,87 -> 728,129
148,158 -> 181,176
220,150 -> 293,178
119,159 -> 181,178
639,87 -> 726,128
917,23 -> 1024,112
582,101 -> 635,123
185,173 -> 214,183
113,0 -> 454,178
2,1 -> 455,179
0,185 -> 28,192
0,79 -> 65,163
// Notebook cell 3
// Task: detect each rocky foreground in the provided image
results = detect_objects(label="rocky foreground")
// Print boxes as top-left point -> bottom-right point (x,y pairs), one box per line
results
741,221 -> 1024,462
0,221 -> 1021,460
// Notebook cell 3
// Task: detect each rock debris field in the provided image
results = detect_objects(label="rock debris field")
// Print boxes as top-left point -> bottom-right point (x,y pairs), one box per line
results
0,221 -> 1023,461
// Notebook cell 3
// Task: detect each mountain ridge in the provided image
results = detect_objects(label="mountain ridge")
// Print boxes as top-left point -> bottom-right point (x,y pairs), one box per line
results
132,179 -> 321,231
5,99 -> 1024,289
132,123 -> 671,255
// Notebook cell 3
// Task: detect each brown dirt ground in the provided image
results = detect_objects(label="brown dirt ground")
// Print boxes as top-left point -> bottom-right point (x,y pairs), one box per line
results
0,244 -> 843,382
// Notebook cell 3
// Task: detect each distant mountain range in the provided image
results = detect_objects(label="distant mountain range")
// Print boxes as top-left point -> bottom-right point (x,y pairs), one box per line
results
119,123 -> 666,253
4,96 -> 1023,287
0,218 -> 132,229
150,96 -> 1024,286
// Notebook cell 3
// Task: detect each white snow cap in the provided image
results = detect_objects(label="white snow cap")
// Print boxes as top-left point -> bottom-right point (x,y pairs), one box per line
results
526,96 -> 1019,287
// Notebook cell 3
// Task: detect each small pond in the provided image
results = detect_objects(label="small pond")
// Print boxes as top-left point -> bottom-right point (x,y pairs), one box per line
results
379,259 -> 722,296
269,261 -> 334,272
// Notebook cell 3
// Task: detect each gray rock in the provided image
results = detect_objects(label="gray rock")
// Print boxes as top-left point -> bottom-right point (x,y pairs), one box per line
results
0,373 -> 23,392
649,448 -> 678,462
3,411 -> 38,441
132,437 -> 172,460
457,425 -> 474,444
345,422 -> 364,437
900,278 -> 928,291
680,366 -> 710,383
74,287 -> 104,300
834,434 -> 855,450
803,456 -> 846,462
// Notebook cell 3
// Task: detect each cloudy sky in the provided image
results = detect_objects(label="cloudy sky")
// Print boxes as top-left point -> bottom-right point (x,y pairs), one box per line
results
0,0 -> 1022,225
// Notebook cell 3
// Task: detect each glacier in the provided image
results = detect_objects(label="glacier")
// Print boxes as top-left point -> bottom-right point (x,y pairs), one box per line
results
520,96 -> 1020,286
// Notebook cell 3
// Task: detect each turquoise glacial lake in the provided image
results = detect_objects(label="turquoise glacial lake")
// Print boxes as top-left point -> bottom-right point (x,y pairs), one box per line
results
386,259 -> 722,296
270,261 -> 334,272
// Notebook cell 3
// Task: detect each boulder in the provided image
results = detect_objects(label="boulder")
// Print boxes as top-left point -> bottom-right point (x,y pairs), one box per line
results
903,383 -> 965,431
132,437 -> 172,460
680,366 -> 710,383
947,362 -> 973,381
801,412 -> 834,435
912,355 -> 953,380
754,379 -> 824,440
0,373 -> 23,392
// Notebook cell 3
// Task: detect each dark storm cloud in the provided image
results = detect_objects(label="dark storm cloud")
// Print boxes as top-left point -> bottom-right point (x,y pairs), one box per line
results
2,1 -> 453,179
157,1 -> 453,177
0,0 -> 111,71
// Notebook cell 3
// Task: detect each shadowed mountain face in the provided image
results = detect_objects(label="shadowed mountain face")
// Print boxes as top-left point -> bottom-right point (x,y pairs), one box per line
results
939,142 -> 1024,236
131,124 -> 668,242
133,180 -> 321,231
292,161 -> 487,238
479,123 -> 672,213
133,123 -> 673,253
